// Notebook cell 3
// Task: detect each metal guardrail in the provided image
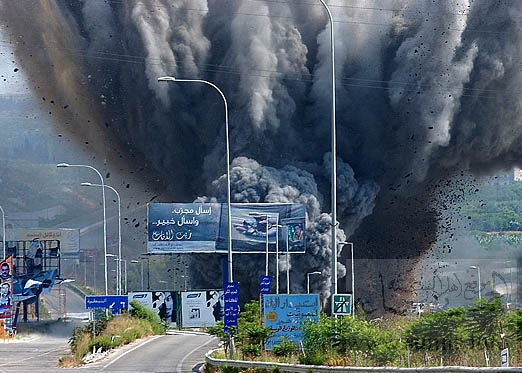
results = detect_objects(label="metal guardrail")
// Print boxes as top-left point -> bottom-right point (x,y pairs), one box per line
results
205,349 -> 522,372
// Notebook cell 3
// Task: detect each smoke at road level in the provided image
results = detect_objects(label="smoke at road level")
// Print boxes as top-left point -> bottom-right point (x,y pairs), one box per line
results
2,0 -> 522,312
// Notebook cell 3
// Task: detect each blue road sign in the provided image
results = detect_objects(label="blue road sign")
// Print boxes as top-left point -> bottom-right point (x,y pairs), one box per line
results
259,275 -> 272,294
223,282 -> 239,334
85,295 -> 128,314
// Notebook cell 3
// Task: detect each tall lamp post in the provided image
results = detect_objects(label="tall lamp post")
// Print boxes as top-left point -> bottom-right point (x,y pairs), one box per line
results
57,163 -> 108,296
339,241 -> 355,318
131,259 -> 144,290
106,253 -> 117,294
307,271 -> 322,294
318,0 -> 338,299
0,205 -> 5,259
158,76 -> 234,358
158,76 -> 233,282
81,182 -> 122,295
90,254 -> 96,294
470,265 -> 481,301
249,212 -> 271,278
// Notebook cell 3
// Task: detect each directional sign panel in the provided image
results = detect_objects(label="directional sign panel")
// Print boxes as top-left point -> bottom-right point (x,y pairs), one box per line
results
223,282 -> 239,334
85,295 -> 128,314
332,294 -> 352,316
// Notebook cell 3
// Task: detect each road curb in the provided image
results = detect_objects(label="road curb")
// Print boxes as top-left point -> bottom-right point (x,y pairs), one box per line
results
205,349 -> 522,372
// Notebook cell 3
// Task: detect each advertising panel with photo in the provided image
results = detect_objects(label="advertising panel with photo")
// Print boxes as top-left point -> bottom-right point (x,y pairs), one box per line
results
147,203 -> 306,254
128,291 -> 177,326
181,290 -> 224,328
0,256 -> 13,331
263,294 -> 320,350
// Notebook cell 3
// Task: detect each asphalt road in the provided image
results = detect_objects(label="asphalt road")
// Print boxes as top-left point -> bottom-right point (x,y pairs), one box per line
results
0,285 -> 220,372
75,332 -> 219,372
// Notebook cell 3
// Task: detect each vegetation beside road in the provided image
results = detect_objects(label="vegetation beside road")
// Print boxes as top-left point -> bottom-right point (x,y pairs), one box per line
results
205,298 -> 522,372
58,300 -> 167,367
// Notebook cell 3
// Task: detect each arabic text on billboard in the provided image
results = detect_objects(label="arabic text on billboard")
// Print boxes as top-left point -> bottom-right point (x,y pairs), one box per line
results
263,294 -> 320,350
147,203 -> 306,254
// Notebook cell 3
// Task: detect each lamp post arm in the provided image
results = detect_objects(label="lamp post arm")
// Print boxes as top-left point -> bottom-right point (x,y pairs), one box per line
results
158,77 -> 233,283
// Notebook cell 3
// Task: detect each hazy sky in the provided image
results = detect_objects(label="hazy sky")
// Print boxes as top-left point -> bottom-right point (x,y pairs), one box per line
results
0,27 -> 28,96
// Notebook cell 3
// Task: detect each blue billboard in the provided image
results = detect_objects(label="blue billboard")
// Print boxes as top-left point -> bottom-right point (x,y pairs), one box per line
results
147,203 -> 306,254
86,295 -> 128,314
263,294 -> 320,349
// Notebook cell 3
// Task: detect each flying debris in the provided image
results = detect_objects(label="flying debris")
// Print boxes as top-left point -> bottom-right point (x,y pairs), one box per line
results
2,0 -> 522,313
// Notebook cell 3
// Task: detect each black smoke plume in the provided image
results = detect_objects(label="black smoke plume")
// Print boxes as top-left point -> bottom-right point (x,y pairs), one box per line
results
2,0 -> 522,313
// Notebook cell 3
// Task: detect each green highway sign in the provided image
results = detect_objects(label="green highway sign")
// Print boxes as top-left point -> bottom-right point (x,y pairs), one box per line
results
333,294 -> 352,315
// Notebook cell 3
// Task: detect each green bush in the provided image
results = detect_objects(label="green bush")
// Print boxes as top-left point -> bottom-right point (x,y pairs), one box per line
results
89,335 -> 114,353
221,366 -> 242,373
128,299 -> 166,334
298,350 -> 327,365
241,344 -> 261,359
271,339 -> 298,357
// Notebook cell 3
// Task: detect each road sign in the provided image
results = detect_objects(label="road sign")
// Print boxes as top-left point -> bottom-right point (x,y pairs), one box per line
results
223,282 -> 239,334
501,348 -> 509,367
85,295 -> 128,314
332,294 -> 352,315
259,275 -> 272,294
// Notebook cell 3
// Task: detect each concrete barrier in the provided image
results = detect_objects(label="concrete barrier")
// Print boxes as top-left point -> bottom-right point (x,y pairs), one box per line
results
205,349 -> 522,372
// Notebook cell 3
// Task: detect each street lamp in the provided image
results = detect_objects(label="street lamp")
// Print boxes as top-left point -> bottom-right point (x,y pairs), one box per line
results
339,241 -> 355,318
157,76 -> 236,358
307,271 -> 322,294
318,0 -> 338,298
131,259 -> 144,290
158,76 -> 233,285
0,205 -> 5,259
249,212 -> 271,278
106,253 -> 117,294
57,163 -> 108,295
88,255 -> 96,294
469,265 -> 481,301
81,182 -> 122,295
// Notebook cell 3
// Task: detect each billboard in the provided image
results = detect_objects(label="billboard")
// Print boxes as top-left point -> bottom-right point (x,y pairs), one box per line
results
128,291 -> 178,326
147,203 -> 306,254
0,257 -> 13,331
263,294 -> 320,349
180,290 -> 224,328
7,228 -> 80,255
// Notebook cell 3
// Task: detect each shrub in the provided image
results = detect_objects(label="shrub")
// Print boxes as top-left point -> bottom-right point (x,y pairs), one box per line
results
241,344 -> 261,359
89,335 -> 114,353
298,350 -> 327,366
271,339 -> 298,357
128,299 -> 167,334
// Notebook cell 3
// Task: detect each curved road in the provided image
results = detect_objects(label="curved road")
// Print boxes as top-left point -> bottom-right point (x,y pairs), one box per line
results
0,285 -> 220,372
76,332 -> 219,372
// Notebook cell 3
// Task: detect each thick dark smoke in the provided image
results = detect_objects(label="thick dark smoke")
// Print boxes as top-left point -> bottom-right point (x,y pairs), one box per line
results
2,0 -> 522,314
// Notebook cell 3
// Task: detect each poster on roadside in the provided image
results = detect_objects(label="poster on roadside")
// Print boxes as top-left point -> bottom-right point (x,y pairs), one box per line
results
180,290 -> 224,328
263,294 -> 320,350
0,256 -> 13,331
128,291 -> 178,326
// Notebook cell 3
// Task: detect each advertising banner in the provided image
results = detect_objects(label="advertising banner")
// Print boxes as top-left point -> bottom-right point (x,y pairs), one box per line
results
0,256 -> 13,330
8,228 -> 80,254
147,203 -> 306,254
181,290 -> 224,328
128,291 -> 177,326
263,294 -> 320,350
